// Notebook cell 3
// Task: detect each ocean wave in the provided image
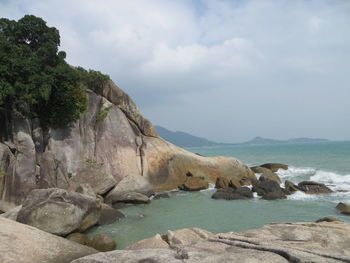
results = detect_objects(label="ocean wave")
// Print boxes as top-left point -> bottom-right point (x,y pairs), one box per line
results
276,166 -> 316,178
287,191 -> 319,200
310,171 -> 350,191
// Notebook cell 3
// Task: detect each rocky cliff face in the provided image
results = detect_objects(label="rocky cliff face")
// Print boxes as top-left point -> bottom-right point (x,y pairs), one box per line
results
0,80 -> 255,205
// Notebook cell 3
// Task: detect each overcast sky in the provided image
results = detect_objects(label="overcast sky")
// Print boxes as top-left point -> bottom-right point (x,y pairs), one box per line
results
1,0 -> 349,142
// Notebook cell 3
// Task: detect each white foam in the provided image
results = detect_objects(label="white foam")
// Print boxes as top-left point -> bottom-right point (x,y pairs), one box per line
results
287,191 -> 319,200
276,166 -> 316,178
310,171 -> 350,191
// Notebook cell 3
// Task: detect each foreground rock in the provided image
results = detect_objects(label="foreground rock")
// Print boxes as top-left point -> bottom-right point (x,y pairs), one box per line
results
212,187 -> 253,200
260,163 -> 288,172
89,234 -> 117,252
297,181 -> 333,194
179,177 -> 209,191
336,202 -> 350,215
0,217 -> 97,263
72,221 -> 350,263
17,188 -> 101,236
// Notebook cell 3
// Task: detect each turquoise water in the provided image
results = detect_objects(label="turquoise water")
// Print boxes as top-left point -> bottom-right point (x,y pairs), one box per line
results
88,141 -> 350,249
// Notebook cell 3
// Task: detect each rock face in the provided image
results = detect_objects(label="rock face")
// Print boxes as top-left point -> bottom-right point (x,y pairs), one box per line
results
0,217 -> 97,263
17,188 -> 101,236
72,221 -> 350,263
297,181 -> 333,194
0,79 -> 256,205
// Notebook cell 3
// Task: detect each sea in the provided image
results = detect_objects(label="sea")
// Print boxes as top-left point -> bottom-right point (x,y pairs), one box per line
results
88,141 -> 350,249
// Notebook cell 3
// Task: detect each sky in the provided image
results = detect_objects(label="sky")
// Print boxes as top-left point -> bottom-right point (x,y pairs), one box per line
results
1,0 -> 349,143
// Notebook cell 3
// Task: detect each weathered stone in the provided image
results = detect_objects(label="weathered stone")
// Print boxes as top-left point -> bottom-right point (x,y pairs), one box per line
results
252,166 -> 282,184
261,191 -> 287,200
179,177 -> 209,191
163,228 -> 213,247
66,232 -> 90,246
336,202 -> 350,215
98,203 -> 125,226
252,181 -> 281,196
126,234 -> 169,250
74,184 -> 96,198
0,217 -> 97,263
72,222 -> 350,263
89,234 -> 116,252
17,188 -> 101,236
106,174 -> 154,203
260,163 -> 288,172
113,192 -> 150,204
215,176 -> 230,188
0,205 -> 22,221
297,181 -> 333,194
316,216 -> 343,223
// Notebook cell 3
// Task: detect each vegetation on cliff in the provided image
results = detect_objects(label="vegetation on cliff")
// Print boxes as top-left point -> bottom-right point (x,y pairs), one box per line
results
0,15 -> 109,139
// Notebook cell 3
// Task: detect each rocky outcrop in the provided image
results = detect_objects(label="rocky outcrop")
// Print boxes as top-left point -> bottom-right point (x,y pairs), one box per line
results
72,221 -> 350,263
297,181 -> 333,194
260,163 -> 288,172
0,79 -> 256,206
16,188 -> 101,236
0,217 -> 97,263
284,180 -> 299,193
251,166 -> 282,184
252,181 -> 286,199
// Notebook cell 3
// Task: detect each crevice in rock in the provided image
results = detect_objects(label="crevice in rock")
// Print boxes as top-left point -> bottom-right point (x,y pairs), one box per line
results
217,235 -> 260,245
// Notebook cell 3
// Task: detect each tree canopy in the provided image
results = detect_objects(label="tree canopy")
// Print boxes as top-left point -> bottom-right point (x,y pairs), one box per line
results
0,15 -> 108,137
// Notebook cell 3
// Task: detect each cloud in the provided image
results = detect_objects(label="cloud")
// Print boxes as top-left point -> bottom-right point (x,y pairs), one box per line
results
1,0 -> 350,142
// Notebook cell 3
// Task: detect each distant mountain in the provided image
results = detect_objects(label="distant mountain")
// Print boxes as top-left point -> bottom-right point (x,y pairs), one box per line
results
155,126 -> 221,147
243,136 -> 330,145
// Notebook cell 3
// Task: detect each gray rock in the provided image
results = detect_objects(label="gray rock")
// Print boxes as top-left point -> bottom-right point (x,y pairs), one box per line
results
297,181 -> 333,194
89,234 -> 116,252
284,180 -> 299,193
153,193 -> 170,200
17,188 -> 101,236
0,205 -> 22,221
98,203 -> 125,226
253,181 -> 286,200
336,202 -> 350,215
0,217 -> 97,263
260,163 -> 288,172
212,187 -> 254,200
66,232 -> 90,246
316,216 -> 343,223
74,184 -> 96,198
113,192 -> 150,204
106,174 -> 154,203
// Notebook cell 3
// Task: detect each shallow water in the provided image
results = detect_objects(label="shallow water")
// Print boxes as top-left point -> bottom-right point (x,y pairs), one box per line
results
88,141 -> 350,249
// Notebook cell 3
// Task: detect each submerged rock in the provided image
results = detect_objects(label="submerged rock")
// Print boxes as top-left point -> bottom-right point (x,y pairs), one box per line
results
127,234 -> 170,250
212,187 -> 253,200
179,177 -> 209,191
316,216 -> 343,223
89,234 -> 116,252
0,217 -> 97,263
336,202 -> 350,215
16,188 -> 101,236
153,193 -> 171,200
297,181 -> 333,194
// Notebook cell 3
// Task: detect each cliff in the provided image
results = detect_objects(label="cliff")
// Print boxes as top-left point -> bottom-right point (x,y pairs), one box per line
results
0,79 -> 255,205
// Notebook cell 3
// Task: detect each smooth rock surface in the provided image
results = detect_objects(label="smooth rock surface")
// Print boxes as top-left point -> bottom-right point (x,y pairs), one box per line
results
72,221 -> 350,263
212,187 -> 253,200
298,181 -> 333,194
89,234 -> 117,252
97,203 -> 125,226
126,234 -> 170,250
0,205 -> 22,221
17,188 -> 101,236
0,217 -> 97,263
113,192 -> 150,204
336,202 -> 350,215
179,177 -> 209,191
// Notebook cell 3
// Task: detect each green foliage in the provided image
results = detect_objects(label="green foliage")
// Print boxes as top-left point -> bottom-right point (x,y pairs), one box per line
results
0,15 -> 87,130
96,105 -> 112,122
76,67 -> 110,93
0,170 -> 6,176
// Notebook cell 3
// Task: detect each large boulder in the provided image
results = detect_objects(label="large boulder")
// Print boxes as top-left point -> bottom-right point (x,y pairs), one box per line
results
336,202 -> 350,215
105,174 -> 154,204
179,176 -> 209,191
215,176 -> 241,189
297,181 -> 333,194
260,163 -> 288,172
17,188 -> 101,236
0,217 -> 97,263
284,180 -> 299,193
72,221 -> 350,263
66,232 -> 91,246
112,192 -> 150,204
252,166 -> 281,184
212,187 -> 253,200
97,203 -> 125,226
252,181 -> 286,200
126,234 -> 170,250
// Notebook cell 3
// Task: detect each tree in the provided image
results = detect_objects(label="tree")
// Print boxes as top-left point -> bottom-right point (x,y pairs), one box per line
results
0,15 -> 87,137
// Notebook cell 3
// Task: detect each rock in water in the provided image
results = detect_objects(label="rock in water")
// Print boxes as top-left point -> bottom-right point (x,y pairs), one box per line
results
212,187 -> 253,200
260,163 -> 288,172
0,217 -> 97,263
112,192 -> 150,204
179,177 -> 209,191
97,203 -> 125,226
284,180 -> 299,193
66,232 -> 91,246
89,234 -> 116,252
336,202 -> 350,215
251,166 -> 282,184
316,216 -> 343,223
16,188 -> 101,236
297,181 -> 333,194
